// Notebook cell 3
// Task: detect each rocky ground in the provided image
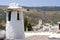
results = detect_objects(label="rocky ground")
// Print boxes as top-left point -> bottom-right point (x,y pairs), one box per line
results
25,35 -> 49,40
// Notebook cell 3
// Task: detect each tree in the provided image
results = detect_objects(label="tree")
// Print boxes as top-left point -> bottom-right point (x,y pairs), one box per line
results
24,17 -> 33,31
24,17 -> 28,31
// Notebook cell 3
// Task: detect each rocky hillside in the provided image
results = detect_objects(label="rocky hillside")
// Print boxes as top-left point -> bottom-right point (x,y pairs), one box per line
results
23,6 -> 60,25
0,6 -> 60,26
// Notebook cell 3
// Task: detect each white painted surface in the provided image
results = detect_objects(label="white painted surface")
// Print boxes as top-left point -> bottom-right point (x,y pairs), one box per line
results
49,33 -> 60,38
43,25 -> 51,31
25,32 -> 53,38
8,3 -> 22,9
25,32 -> 60,40
0,30 -> 5,38
6,3 -> 24,40
49,33 -> 60,40
32,20 -> 42,30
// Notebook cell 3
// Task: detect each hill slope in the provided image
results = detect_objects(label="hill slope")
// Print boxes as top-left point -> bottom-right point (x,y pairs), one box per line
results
0,6 -> 60,26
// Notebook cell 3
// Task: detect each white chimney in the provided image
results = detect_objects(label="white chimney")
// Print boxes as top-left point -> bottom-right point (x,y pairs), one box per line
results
6,3 -> 25,40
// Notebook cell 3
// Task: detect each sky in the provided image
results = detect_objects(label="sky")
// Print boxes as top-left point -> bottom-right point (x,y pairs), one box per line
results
0,0 -> 60,7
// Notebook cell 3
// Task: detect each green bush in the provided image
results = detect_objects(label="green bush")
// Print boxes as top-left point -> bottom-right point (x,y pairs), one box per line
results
27,23 -> 33,31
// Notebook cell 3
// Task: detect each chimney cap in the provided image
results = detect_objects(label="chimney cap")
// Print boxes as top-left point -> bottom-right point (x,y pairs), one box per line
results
8,3 -> 22,9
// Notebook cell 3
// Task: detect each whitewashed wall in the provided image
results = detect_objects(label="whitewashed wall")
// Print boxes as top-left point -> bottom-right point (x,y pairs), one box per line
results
6,11 -> 25,40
